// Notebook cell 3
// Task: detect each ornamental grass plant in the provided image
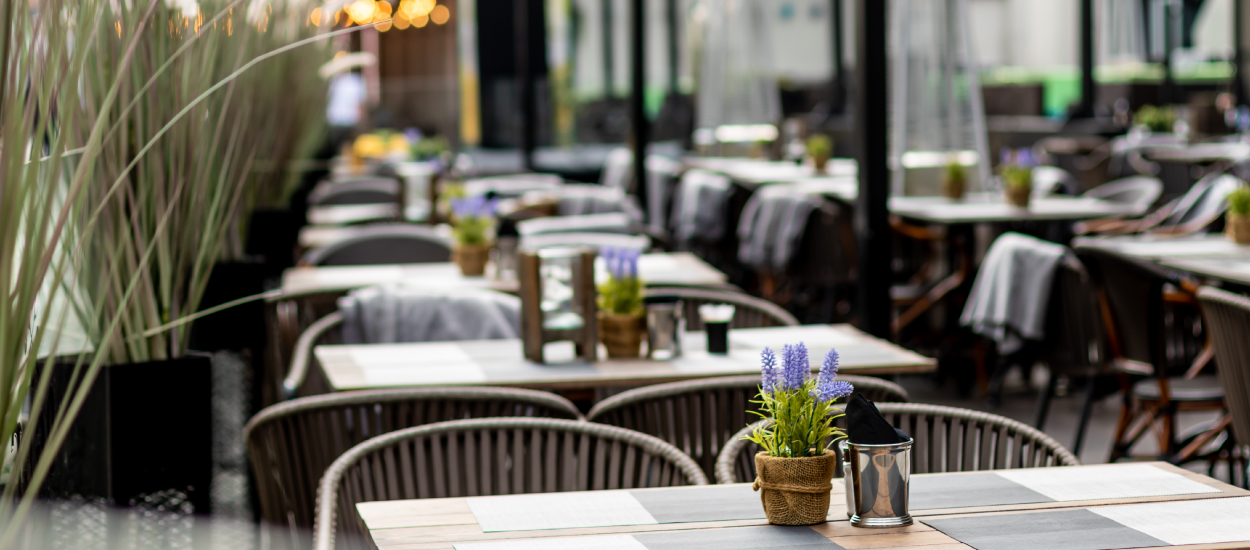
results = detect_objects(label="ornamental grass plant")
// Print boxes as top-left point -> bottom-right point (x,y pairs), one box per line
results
745,343 -> 853,458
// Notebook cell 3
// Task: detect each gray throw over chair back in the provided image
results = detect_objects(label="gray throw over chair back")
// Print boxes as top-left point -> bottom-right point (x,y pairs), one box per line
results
313,418 -> 708,550
245,387 -> 581,549
715,403 -> 1079,484
588,374 -> 909,479
300,225 -> 451,266
642,287 -> 798,331
1196,286 -> 1250,487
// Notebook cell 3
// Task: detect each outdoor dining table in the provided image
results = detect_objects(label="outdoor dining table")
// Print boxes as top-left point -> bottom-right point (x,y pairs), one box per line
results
279,252 -> 732,297
681,157 -> 858,186
306,203 -> 401,226
314,324 -> 935,391
354,462 -> 1250,550
1074,233 -> 1250,288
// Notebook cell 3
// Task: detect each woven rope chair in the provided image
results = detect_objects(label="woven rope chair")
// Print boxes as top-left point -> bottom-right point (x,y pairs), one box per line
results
643,287 -> 798,331
714,403 -> 1079,484
588,374 -> 909,479
246,388 -> 581,548
312,418 -> 708,550
1197,287 -> 1250,489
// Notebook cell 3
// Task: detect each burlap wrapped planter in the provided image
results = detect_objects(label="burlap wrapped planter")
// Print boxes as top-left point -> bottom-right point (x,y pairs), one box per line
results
1004,186 -> 1031,208
453,243 -> 490,276
599,312 -> 646,358
1227,214 -> 1250,244
752,450 -> 838,525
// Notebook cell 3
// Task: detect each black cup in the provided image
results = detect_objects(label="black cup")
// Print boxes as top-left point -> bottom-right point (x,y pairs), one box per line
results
706,321 -> 729,354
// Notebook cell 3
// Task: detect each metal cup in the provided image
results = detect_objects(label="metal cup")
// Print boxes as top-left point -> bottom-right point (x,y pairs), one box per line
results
646,302 -> 683,359
840,439 -> 914,528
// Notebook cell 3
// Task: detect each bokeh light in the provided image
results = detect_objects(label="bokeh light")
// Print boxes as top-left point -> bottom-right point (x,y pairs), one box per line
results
347,0 -> 376,25
376,1 -> 393,15
309,6 -> 321,26
430,4 -> 449,24
393,12 -> 411,29
412,13 -> 429,27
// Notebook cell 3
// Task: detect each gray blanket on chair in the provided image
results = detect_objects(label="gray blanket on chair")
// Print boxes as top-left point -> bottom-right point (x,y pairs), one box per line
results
338,285 -> 522,344
670,169 -> 732,247
960,232 -> 1069,355
736,184 -> 820,269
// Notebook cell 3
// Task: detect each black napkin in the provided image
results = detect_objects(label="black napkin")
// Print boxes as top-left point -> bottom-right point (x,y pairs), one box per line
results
846,393 -> 909,444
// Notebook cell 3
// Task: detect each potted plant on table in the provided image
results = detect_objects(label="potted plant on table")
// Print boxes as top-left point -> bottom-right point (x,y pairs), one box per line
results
747,344 -> 854,525
806,134 -> 833,174
942,159 -> 967,200
450,196 -> 498,276
1227,184 -> 1250,244
1000,148 -> 1035,208
597,247 -> 646,358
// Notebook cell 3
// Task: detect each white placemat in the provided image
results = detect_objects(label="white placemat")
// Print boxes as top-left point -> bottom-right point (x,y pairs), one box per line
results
729,326 -> 859,350
348,343 -> 475,367
360,363 -> 488,386
1091,496 -> 1250,546
455,534 -> 647,550
467,492 -> 657,532
995,464 -> 1221,502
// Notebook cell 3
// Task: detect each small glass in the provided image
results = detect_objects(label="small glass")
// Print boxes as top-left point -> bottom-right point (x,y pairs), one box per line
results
698,304 -> 735,355
646,301 -> 684,360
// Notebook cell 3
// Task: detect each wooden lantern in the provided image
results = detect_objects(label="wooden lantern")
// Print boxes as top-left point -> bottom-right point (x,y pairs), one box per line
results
518,247 -> 599,363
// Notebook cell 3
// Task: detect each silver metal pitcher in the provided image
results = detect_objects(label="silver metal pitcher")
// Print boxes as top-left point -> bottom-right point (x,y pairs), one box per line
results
646,302 -> 683,359
841,438 -> 914,527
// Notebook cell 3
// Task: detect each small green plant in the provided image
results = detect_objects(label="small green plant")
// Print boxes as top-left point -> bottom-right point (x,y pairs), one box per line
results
450,196 -> 497,245
945,160 -> 966,182
413,135 -> 451,160
597,247 -> 644,315
1228,185 -> 1250,217
998,148 -> 1035,190
805,134 -> 833,158
744,344 -> 853,458
1134,105 -> 1177,133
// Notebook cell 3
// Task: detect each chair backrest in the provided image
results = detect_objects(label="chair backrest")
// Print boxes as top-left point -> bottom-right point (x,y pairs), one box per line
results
1072,246 -> 1175,371
1041,259 -> 1108,376
338,285 -> 521,344
301,225 -> 452,266
642,287 -> 798,331
313,418 -> 708,550
600,147 -> 635,192
1031,166 -> 1078,198
714,403 -> 1079,484
1196,287 -> 1250,452
587,374 -> 909,479
308,179 -> 400,206
1081,176 -> 1163,213
245,387 -> 581,546
1159,173 -> 1242,231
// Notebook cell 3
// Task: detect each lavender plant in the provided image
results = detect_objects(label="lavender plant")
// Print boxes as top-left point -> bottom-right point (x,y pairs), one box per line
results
999,148 -> 1036,190
450,196 -> 498,245
745,343 -> 853,458
597,246 -> 644,315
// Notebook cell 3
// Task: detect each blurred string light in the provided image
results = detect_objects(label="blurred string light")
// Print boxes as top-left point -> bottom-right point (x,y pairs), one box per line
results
311,0 -> 447,29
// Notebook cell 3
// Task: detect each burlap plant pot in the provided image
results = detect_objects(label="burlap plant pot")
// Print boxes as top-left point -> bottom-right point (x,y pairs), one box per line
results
752,450 -> 838,525
942,175 -> 966,200
1004,185 -> 1031,208
599,312 -> 646,358
1227,213 -> 1250,244
452,243 -> 490,276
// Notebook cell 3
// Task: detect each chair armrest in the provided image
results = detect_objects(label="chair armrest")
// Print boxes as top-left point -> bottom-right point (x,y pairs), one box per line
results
283,312 -> 344,401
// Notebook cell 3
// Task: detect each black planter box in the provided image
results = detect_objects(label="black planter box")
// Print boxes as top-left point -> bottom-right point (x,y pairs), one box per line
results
30,355 -> 214,514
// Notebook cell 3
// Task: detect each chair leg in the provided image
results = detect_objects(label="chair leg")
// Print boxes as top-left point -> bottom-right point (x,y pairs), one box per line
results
1033,371 -> 1059,430
1072,374 -> 1098,458
987,355 -> 1012,408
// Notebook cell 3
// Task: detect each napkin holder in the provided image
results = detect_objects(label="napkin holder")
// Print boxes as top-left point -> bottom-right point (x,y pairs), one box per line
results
518,247 -> 598,363
840,438 -> 914,527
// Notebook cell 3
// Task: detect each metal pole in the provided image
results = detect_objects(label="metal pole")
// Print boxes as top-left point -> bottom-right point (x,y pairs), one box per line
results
1075,0 -> 1095,117
517,0 -> 536,171
831,0 -> 845,113
855,0 -> 890,339
631,0 -> 649,208
604,0 -> 615,97
1162,1 -> 1175,104
1236,0 -> 1247,105
667,0 -> 679,94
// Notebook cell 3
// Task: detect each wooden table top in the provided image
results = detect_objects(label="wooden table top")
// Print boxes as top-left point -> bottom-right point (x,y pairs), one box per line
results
279,252 -> 729,297
1074,234 -> 1250,261
316,324 -> 936,391
888,193 -> 1143,224
357,462 -> 1249,550
306,203 -> 401,226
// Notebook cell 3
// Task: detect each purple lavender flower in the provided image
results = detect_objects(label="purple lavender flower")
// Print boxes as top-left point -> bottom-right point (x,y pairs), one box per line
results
1016,148 -> 1037,167
452,196 -> 498,219
781,342 -> 809,391
602,246 -> 639,281
760,347 -> 780,394
811,348 -> 851,402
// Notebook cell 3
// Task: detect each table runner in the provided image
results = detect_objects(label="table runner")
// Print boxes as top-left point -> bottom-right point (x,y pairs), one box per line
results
465,466 -> 1219,533
453,526 -> 842,550
923,497 -> 1250,550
